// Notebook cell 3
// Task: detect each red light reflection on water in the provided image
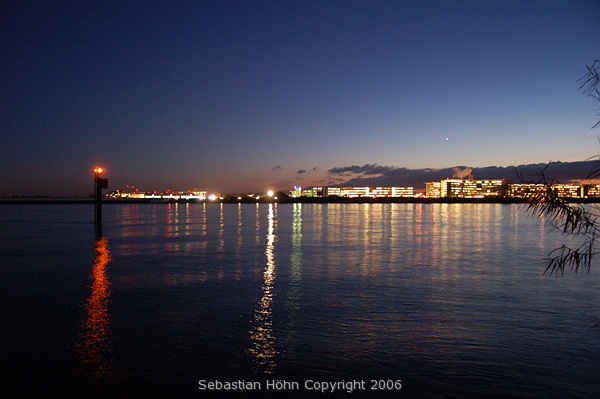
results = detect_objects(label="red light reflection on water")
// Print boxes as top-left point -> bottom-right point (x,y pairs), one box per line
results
76,237 -> 113,375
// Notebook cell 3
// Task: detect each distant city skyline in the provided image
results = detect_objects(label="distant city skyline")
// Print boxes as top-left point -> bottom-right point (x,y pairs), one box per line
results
105,173 -> 600,200
1,1 -> 599,196
44,159 -> 600,198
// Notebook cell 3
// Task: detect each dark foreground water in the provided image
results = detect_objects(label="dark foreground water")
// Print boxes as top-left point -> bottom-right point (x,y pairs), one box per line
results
1,203 -> 599,398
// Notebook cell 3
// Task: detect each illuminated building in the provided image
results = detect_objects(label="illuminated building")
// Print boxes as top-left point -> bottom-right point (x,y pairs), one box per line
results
583,184 -> 600,198
340,187 -> 370,198
294,186 -> 414,198
510,184 -> 546,198
301,187 -> 326,197
369,187 -> 414,197
291,186 -> 302,198
478,180 -> 506,197
426,181 -> 441,198
326,187 -> 341,196
553,184 -> 581,198
107,189 -> 207,200
366,187 -> 390,197
440,179 -> 471,198
428,177 -> 509,198
392,186 -> 414,197
510,184 -> 583,199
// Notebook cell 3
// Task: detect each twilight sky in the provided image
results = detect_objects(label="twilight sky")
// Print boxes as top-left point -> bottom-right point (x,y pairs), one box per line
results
1,0 -> 599,196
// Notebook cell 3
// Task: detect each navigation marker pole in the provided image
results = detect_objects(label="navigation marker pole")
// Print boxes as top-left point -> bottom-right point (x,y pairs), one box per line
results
93,167 -> 108,235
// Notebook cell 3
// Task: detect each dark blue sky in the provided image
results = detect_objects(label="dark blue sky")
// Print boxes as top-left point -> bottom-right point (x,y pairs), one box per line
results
1,0 -> 599,196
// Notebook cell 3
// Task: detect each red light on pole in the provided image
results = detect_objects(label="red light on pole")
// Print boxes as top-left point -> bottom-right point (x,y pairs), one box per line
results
93,166 -> 108,231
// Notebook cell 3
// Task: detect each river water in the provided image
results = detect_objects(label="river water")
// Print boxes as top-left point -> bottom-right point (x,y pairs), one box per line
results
1,203 -> 598,398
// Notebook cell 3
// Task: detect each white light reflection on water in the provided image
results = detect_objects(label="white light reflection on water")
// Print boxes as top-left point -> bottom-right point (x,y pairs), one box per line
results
282,203 -> 303,354
248,203 -> 278,373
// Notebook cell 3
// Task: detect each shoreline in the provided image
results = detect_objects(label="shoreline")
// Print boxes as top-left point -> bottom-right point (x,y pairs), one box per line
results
2,197 -> 600,205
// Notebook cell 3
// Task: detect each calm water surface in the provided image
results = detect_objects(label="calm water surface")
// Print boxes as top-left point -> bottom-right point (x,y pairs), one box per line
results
1,203 -> 599,398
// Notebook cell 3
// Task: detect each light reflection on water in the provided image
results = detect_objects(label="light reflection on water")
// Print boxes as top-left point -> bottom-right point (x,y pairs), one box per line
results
1,203 -> 599,398
284,203 -> 303,351
248,203 -> 278,373
75,235 -> 113,377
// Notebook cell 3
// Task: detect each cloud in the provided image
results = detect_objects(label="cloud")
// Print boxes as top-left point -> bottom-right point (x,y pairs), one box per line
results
327,164 -> 394,176
297,169 -> 307,174
452,167 -> 472,179
271,166 -> 283,171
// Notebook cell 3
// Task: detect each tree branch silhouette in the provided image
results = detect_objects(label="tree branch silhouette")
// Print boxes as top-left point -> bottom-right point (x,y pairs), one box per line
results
522,59 -> 600,276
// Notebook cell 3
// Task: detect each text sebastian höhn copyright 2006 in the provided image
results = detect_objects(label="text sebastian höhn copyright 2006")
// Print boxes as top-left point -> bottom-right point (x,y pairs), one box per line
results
198,379 -> 402,393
